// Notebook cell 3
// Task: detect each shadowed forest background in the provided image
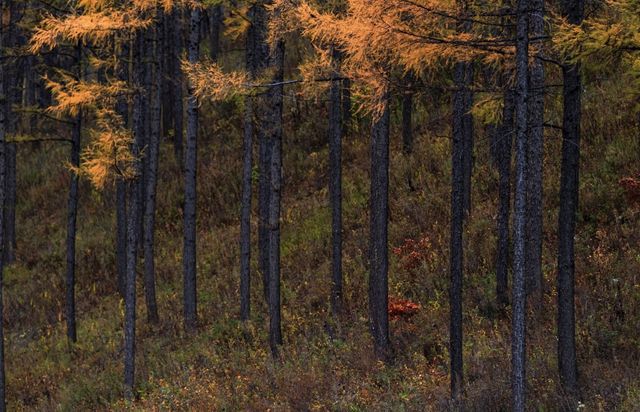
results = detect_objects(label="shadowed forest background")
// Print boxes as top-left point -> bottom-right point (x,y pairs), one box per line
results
0,0 -> 639,410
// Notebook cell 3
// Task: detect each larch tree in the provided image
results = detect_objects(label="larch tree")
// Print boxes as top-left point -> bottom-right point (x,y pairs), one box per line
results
556,0 -> 584,399
143,9 -> 162,324
551,0 -> 640,395
369,91 -> 392,360
511,0 -> 530,407
328,45 -> 344,318
0,0 -> 7,406
64,42 -> 83,343
183,5 -> 201,333
525,0 -> 545,304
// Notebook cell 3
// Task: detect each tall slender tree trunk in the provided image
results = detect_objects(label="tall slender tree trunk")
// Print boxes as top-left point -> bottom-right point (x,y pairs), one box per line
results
496,89 -> 514,308
450,61 -> 466,402
249,3 -> 271,304
557,0 -> 584,398
239,8 -> 256,321
462,63 -> 474,216
525,0 -> 545,303
172,7 -> 185,169
266,36 -> 285,357
4,143 -> 15,264
329,46 -> 343,318
115,38 -> 129,298
342,78 -> 352,134
143,16 -> 161,324
209,5 -> 222,61
512,0 -> 530,408
369,92 -> 391,361
124,32 -> 145,401
65,43 -> 82,343
161,12 -> 174,141
183,7 -> 200,332
0,5 -> 8,406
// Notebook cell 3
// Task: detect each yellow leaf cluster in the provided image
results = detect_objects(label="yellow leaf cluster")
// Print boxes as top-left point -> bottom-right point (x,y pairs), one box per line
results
183,60 -> 248,101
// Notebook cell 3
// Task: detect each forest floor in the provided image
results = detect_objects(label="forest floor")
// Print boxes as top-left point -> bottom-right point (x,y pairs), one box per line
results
3,92 -> 640,411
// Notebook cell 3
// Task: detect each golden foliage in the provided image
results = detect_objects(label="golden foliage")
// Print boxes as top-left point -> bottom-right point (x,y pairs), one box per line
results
79,109 -> 137,188
183,60 -> 248,101
45,74 -> 129,117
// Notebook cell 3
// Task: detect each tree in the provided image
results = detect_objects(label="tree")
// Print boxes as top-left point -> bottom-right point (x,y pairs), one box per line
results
369,91 -> 391,361
329,46 -> 343,318
525,0 -> 545,303
265,35 -> 285,358
495,89 -> 514,308
511,0 -> 530,408
0,0 -> 7,405
115,37 -> 129,297
557,0 -> 584,398
450,59 -> 466,401
183,6 -> 201,332
65,42 -> 83,342
239,4 -> 257,321
143,12 -> 161,324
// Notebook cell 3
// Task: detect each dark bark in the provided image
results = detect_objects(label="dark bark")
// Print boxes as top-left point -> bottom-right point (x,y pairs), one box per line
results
369,93 -> 391,361
124,32 -> 145,401
239,8 -> 256,321
249,3 -> 271,304
525,0 -> 545,301
183,7 -> 200,333
4,143 -> 15,264
65,43 -> 82,343
496,90 -> 514,308
0,6 -> 7,406
161,12 -> 174,140
266,38 -> 285,357
143,17 -> 161,324
557,34 -> 582,407
462,63 -> 474,216
512,0 -> 529,408
450,61 -> 466,401
172,7 -> 185,169
329,46 -> 343,317
115,38 -> 129,298
342,78 -> 352,134
209,5 -> 223,61
556,0 -> 583,399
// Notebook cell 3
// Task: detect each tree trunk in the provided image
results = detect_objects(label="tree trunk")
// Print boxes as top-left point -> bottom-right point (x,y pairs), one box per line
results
209,5 -> 222,61
450,61 -> 466,401
115,37 -> 129,298
143,16 -> 161,324
249,3 -> 271,304
525,0 -> 545,303
511,0 -> 529,408
172,7 -> 185,169
557,0 -> 583,399
65,42 -> 82,343
0,7 -> 8,406
462,63 -> 474,216
369,93 -> 391,361
239,7 -> 256,321
496,89 -> 514,308
266,36 -> 285,357
183,7 -> 200,332
124,31 -> 145,401
4,143 -> 15,264
161,12 -> 174,141
342,78 -> 352,134
329,46 -> 343,318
